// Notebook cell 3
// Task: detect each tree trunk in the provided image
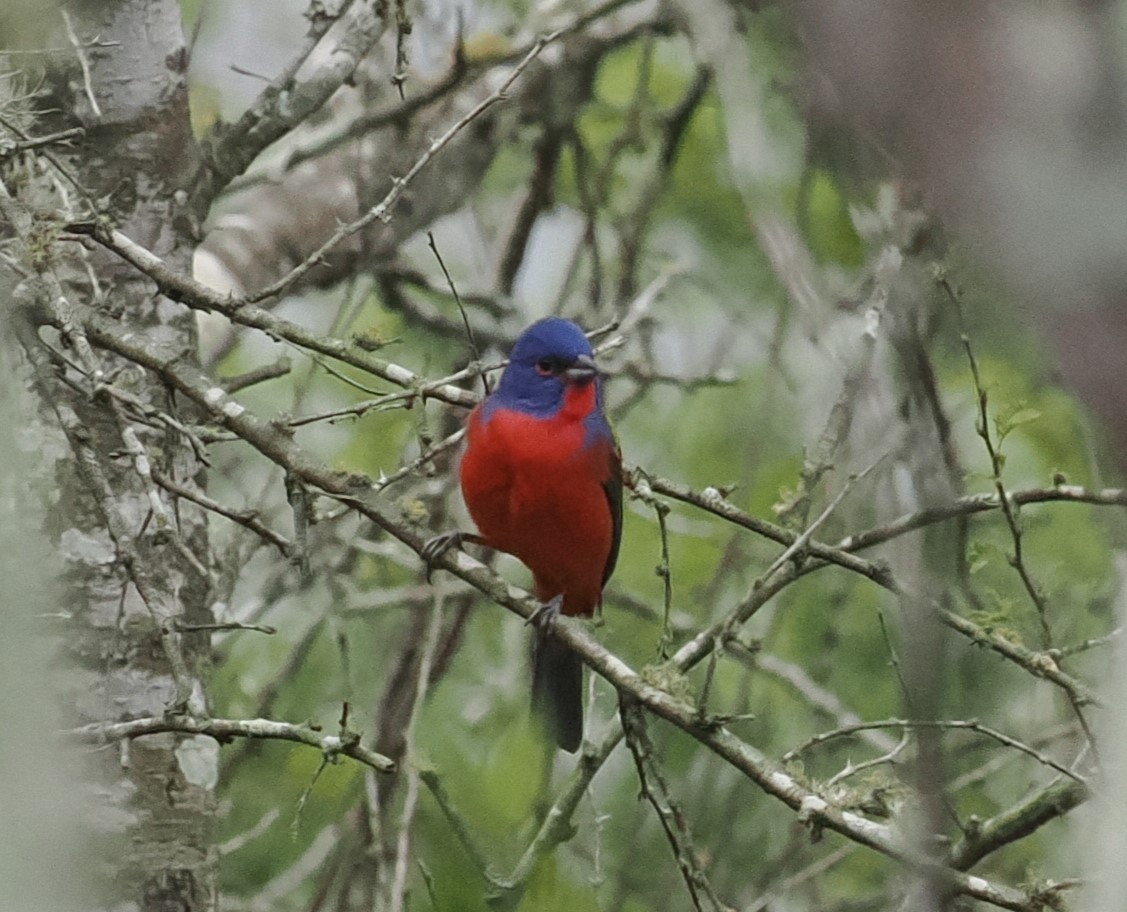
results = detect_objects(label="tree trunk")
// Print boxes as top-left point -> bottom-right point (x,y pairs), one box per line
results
8,1 -> 217,908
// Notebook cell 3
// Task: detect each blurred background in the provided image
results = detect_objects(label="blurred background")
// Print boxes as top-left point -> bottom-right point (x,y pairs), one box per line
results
4,0 -> 1127,910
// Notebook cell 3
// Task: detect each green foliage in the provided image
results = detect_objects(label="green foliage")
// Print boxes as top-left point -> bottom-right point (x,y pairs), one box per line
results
798,169 -> 865,267
170,5 -> 1120,911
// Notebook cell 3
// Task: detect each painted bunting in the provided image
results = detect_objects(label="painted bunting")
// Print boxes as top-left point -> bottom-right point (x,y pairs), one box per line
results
425,318 -> 623,752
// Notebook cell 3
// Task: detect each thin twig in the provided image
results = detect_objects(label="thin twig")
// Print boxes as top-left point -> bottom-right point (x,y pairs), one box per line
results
176,621 -> 277,635
388,591 -> 446,912
373,428 -> 466,493
944,275 -> 1100,758
836,484 -> 1127,553
0,126 -> 84,159
309,352 -> 387,395
152,469 -> 291,556
0,41 -> 119,56
753,651 -> 899,754
745,845 -> 857,912
218,808 -> 281,856
221,357 -> 292,393
247,30 -> 565,304
71,714 -> 395,774
783,718 -> 1086,786
764,454 -> 886,578
427,231 -> 487,393
632,476 -> 674,657
74,311 -> 1054,912
418,769 -> 501,883
825,733 -> 910,787
620,694 -> 733,912
61,9 -> 102,117
488,727 -> 627,903
1054,627 -> 1123,658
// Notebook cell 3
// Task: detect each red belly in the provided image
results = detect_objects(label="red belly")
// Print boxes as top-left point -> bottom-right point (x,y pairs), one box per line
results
460,405 -> 612,617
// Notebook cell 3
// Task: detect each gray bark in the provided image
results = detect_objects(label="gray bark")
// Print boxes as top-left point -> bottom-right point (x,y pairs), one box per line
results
6,1 -> 218,908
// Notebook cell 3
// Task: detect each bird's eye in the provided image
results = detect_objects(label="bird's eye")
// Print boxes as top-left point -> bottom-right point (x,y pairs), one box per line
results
535,358 -> 555,376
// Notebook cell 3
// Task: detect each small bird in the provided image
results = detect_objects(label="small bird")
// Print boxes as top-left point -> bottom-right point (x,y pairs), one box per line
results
425,318 -> 622,752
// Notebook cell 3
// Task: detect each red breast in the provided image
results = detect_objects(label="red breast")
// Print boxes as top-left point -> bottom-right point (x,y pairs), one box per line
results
459,386 -> 616,617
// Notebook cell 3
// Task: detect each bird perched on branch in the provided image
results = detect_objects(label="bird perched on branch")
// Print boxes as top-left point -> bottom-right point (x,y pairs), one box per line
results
424,318 -> 622,752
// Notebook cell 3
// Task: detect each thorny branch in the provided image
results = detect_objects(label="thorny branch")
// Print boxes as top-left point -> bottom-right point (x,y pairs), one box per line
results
6,4 -> 1117,907
27,195 -> 1109,903
31,198 -> 1112,905
620,694 -> 732,912
945,275 -> 1100,758
62,211 -> 1112,714
61,308 -> 1072,912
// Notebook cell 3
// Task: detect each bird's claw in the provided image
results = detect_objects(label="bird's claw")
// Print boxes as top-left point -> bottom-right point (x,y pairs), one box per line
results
421,530 -> 464,562
526,594 -> 564,631
421,531 -> 465,582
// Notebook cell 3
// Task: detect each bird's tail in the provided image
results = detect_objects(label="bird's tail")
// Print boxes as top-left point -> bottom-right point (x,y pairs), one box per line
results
531,632 -> 584,753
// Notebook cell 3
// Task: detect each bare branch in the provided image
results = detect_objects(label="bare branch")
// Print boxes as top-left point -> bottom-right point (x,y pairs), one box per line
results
193,0 -> 387,207
0,126 -> 84,160
63,224 -> 479,408
245,29 -> 564,304
152,469 -> 292,556
72,715 -> 395,774
220,357 -> 292,393
620,694 -> 733,912
836,485 -> 1127,554
72,309 -> 1059,912
61,9 -> 102,117
783,718 -> 1088,786
387,594 -> 446,912
644,474 -> 1104,709
948,776 -> 1087,871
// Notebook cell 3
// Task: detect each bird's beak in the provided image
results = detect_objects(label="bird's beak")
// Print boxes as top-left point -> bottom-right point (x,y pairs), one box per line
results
564,354 -> 598,384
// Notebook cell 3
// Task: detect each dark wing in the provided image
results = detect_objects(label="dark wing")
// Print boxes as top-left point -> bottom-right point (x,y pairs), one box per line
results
601,443 -> 624,587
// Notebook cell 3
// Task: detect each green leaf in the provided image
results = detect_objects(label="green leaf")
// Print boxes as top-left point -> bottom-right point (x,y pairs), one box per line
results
995,405 -> 1042,442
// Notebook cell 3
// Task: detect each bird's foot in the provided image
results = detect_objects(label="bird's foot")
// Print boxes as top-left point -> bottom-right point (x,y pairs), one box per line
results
421,530 -> 483,581
526,594 -> 564,631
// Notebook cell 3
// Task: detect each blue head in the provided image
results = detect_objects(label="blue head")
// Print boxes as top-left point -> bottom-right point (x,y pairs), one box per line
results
485,318 -> 606,422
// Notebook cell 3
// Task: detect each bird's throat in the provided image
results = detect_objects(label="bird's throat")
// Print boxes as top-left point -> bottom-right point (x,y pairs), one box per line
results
561,380 -> 597,422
